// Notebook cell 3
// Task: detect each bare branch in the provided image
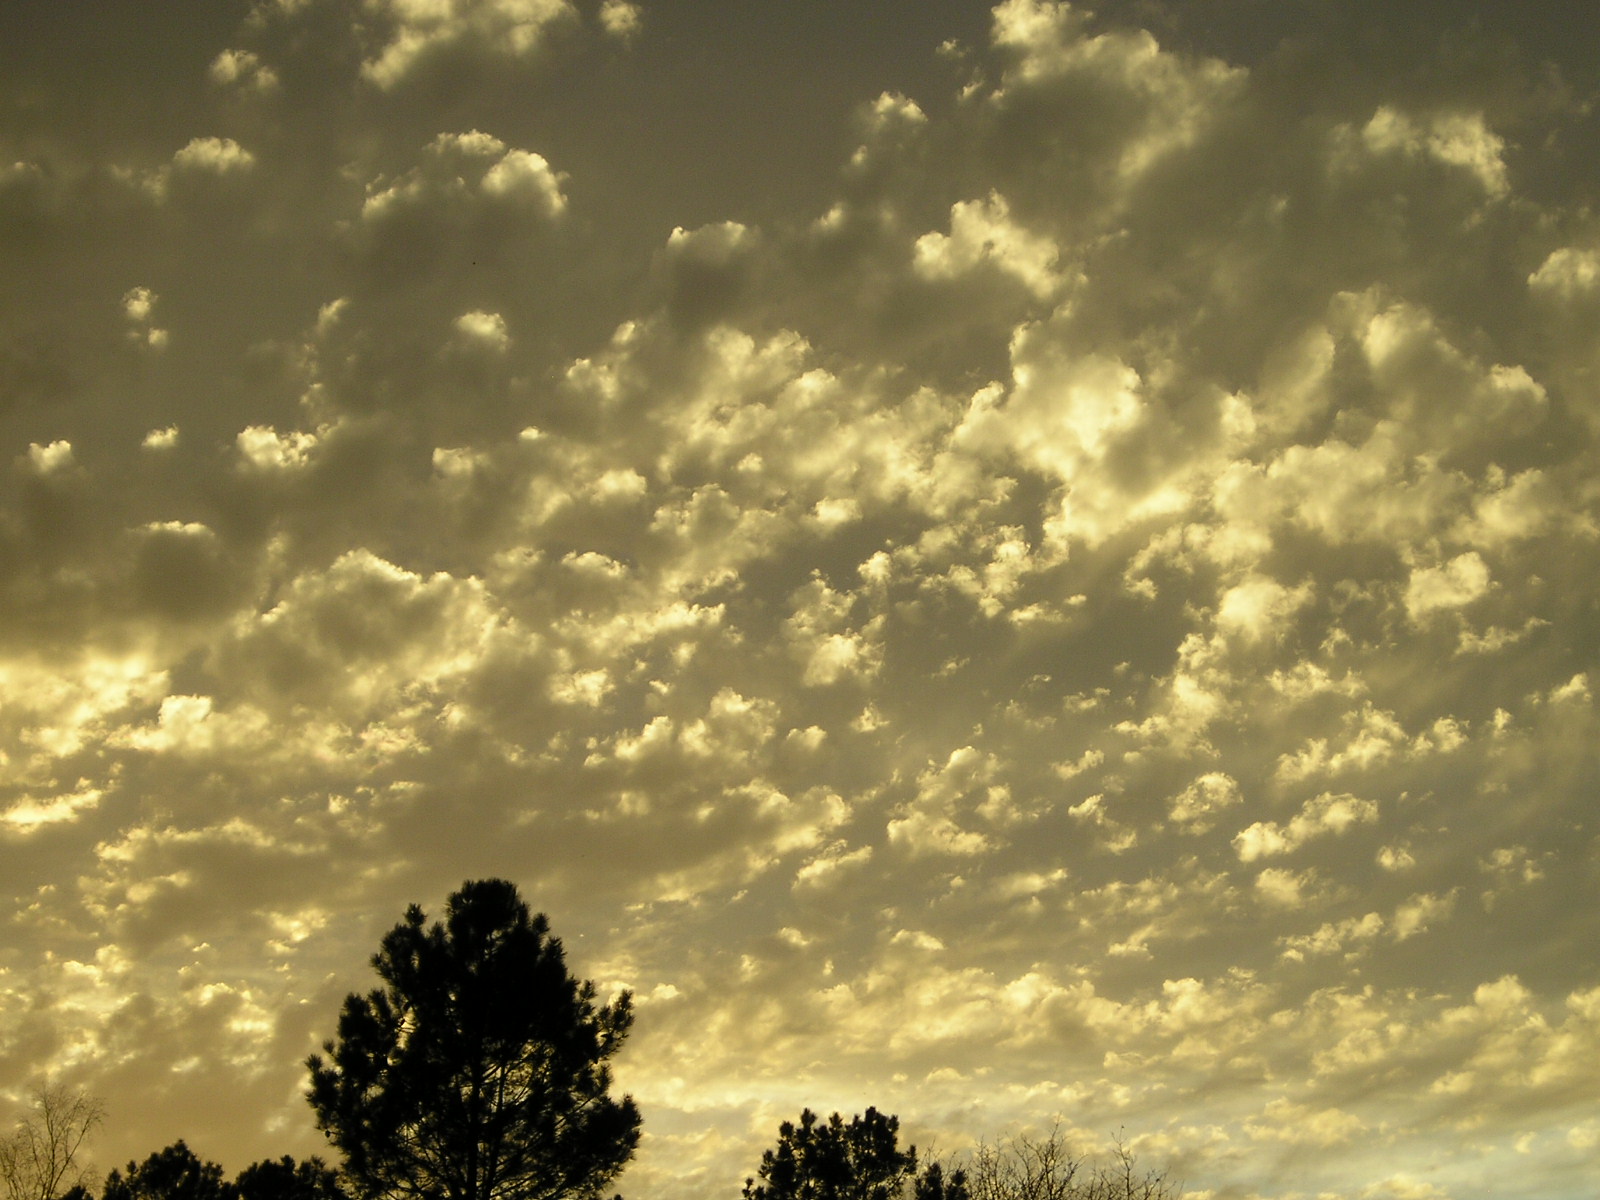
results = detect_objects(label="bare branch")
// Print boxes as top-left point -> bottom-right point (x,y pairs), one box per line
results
0,1083 -> 104,1200
937,1125 -> 1181,1200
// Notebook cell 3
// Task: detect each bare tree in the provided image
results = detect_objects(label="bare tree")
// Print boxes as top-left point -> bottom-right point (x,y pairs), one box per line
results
948,1127 -> 1180,1200
0,1084 -> 104,1200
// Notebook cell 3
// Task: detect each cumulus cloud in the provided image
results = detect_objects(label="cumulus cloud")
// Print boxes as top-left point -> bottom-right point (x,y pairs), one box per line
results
913,191 -> 1066,299
1233,792 -> 1380,862
208,48 -> 279,92
1167,772 -> 1241,833
1405,552 -> 1491,621
172,136 -> 256,174
1356,106 -> 1509,196
360,0 -> 576,88
359,132 -> 567,227
597,0 -> 641,40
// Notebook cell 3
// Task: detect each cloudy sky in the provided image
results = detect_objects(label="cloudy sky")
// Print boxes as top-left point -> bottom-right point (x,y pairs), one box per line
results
3,2 -> 1600,1198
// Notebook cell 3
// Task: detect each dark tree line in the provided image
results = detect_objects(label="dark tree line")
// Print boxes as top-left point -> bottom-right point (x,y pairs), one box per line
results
96,1145 -> 344,1200
740,1109 -> 1178,1200
740,1107 -> 969,1200
4,880 -> 1182,1200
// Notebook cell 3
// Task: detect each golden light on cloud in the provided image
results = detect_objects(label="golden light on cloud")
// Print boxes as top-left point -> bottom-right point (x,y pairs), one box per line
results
2,3 -> 1599,1200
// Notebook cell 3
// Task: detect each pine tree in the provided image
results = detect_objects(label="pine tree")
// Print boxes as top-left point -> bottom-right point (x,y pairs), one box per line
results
307,880 -> 640,1200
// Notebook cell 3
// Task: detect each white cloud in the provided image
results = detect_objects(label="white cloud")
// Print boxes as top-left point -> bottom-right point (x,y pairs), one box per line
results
209,48 -> 279,92
1214,575 -> 1312,642
454,309 -> 510,350
1233,792 -> 1379,862
1359,1178 -> 1453,1200
1254,867 -> 1315,910
172,136 -> 256,174
1529,246 -> 1600,298
1392,890 -> 1458,942
986,0 -> 1243,195
356,134 -> 567,247
1245,1097 -> 1366,1147
23,440 -> 75,475
2,784 -> 103,831
141,426 -> 180,450
598,0 -> 641,39
361,0 -> 575,88
1168,772 -> 1241,833
121,286 -> 156,321
914,191 -> 1065,299
1357,107 -> 1508,196
481,148 -> 567,215
235,424 -> 321,472
1405,552 -> 1491,622
1279,912 -> 1384,963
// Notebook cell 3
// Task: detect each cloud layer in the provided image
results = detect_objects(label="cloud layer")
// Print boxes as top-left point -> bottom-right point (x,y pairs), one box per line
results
2,3 -> 1599,1199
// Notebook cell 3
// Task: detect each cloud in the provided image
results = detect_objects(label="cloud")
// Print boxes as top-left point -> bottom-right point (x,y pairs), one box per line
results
454,309 -> 510,351
4,4 -> 1600,1200
1355,107 -> 1509,196
1233,792 -> 1380,862
208,48 -> 279,93
1167,772 -> 1242,833
1392,890 -> 1458,942
480,149 -> 567,215
357,132 -> 567,230
597,0 -> 641,40
1405,553 -> 1491,622
1529,246 -> 1600,299
1278,912 -> 1385,963
1245,1097 -> 1367,1147
172,136 -> 256,175
360,0 -> 576,89
913,191 -> 1066,300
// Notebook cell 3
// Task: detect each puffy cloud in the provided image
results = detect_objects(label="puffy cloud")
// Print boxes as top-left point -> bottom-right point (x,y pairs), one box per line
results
1233,792 -> 1379,862
597,0 -> 641,40
141,426 -> 180,450
913,191 -> 1065,300
984,0 -> 1245,205
172,136 -> 256,174
1354,107 -> 1509,196
1528,246 -> 1600,299
1254,867 -> 1317,910
213,549 -> 502,714
454,309 -> 510,351
1392,890 -> 1458,942
1213,575 -> 1312,642
1360,1179 -> 1453,1200
2,783 -> 103,833
21,440 -> 76,476
480,149 -> 567,215
208,48 -> 279,92
360,0 -> 576,89
1405,552 -> 1491,622
1279,912 -> 1385,963
886,747 -> 1000,859
359,132 -> 566,227
234,424 -> 321,473
1167,772 -> 1242,833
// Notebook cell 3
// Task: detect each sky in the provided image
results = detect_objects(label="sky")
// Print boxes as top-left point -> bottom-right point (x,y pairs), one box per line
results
2,2 -> 1599,1199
